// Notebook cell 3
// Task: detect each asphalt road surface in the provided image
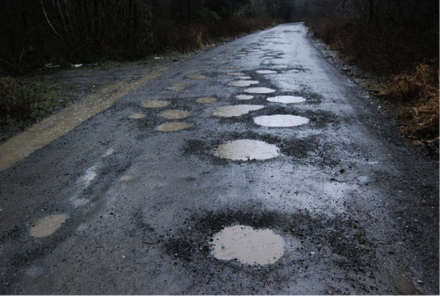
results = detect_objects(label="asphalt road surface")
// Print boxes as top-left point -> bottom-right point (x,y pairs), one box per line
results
0,23 -> 438,294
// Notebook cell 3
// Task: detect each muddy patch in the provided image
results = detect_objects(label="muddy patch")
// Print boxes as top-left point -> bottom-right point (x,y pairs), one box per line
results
267,96 -> 306,104
30,214 -> 69,238
216,139 -> 280,161
196,97 -> 217,104
167,83 -> 187,91
160,110 -> 191,120
244,87 -> 276,94
254,115 -> 309,127
211,225 -> 285,265
213,105 -> 264,118
129,113 -> 146,119
143,100 -> 171,108
156,122 -> 191,132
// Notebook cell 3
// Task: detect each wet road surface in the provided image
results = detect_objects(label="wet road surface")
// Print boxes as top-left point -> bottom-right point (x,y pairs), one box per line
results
0,23 -> 438,294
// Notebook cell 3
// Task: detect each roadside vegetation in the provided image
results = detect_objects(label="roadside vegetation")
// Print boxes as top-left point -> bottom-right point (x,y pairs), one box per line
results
303,0 -> 439,144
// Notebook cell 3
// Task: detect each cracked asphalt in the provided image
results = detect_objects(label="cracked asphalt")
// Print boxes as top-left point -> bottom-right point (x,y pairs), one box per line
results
0,23 -> 438,294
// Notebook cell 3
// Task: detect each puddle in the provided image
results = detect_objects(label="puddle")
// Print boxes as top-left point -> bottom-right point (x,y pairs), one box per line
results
357,176 -> 375,185
229,80 -> 259,87
160,110 -> 191,120
237,76 -> 252,80
236,95 -> 254,101
129,113 -> 146,119
216,139 -> 280,161
223,65 -> 239,70
120,174 -> 135,182
244,87 -> 276,94
211,225 -> 285,265
256,70 -> 277,74
254,115 -> 309,127
188,75 -> 207,80
156,122 -> 191,132
228,72 -> 246,76
167,83 -> 187,91
143,100 -> 171,108
267,96 -> 306,104
0,66 -> 170,172
196,97 -> 217,104
30,214 -> 69,238
213,105 -> 264,117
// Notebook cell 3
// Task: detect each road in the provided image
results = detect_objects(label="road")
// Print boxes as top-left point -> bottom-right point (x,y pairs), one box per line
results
0,23 -> 438,294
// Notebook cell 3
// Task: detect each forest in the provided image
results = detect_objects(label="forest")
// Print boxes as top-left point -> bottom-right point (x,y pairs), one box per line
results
0,0 -> 438,143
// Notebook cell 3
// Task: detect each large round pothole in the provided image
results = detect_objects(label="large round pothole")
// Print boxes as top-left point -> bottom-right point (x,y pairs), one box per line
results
254,115 -> 309,127
211,225 -> 285,265
216,139 -> 280,161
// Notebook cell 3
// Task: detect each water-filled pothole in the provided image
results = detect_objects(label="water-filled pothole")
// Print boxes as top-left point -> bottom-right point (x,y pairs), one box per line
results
213,105 -> 264,117
143,101 -> 170,108
30,214 -> 69,238
244,87 -> 276,94
216,139 -> 280,161
188,75 -> 207,80
236,95 -> 254,101
229,80 -> 259,87
254,115 -> 309,127
267,96 -> 306,104
156,122 -> 191,132
167,83 -> 187,91
211,225 -> 285,265
196,97 -> 217,104
228,72 -> 246,76
160,110 -> 191,120
129,113 -> 146,119
237,76 -> 252,80
256,70 -> 277,74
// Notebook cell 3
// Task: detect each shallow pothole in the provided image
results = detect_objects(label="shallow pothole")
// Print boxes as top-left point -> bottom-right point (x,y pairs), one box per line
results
160,110 -> 191,120
229,80 -> 259,87
156,122 -> 191,132
256,70 -> 277,74
30,214 -> 69,238
129,113 -> 146,119
244,87 -> 276,94
254,115 -> 309,127
216,139 -> 280,161
196,97 -> 217,104
236,95 -> 254,101
228,72 -> 246,76
213,105 -> 264,117
267,96 -> 306,104
211,225 -> 285,265
143,101 -> 171,108
167,83 -> 187,91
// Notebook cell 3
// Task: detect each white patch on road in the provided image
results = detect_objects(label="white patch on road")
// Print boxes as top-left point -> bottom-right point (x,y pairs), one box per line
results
244,87 -> 276,94
267,96 -> 306,104
216,139 -> 280,161
254,115 -> 309,127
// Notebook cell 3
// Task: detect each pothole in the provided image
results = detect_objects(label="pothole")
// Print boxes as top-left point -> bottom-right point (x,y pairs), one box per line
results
236,95 -> 254,101
129,113 -> 146,119
216,139 -> 280,161
254,115 -> 309,127
213,105 -> 264,117
229,80 -> 259,87
210,225 -> 285,265
357,176 -> 376,185
30,214 -> 69,238
196,97 -> 217,104
256,70 -> 277,74
143,101 -> 171,108
188,75 -> 207,80
267,96 -> 306,104
167,83 -> 187,91
160,110 -> 191,120
237,76 -> 252,80
228,72 -> 246,76
156,122 -> 191,132
244,87 -> 276,94
120,174 -> 135,182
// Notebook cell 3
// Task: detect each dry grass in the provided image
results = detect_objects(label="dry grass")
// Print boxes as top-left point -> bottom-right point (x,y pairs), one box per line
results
379,64 -> 439,142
